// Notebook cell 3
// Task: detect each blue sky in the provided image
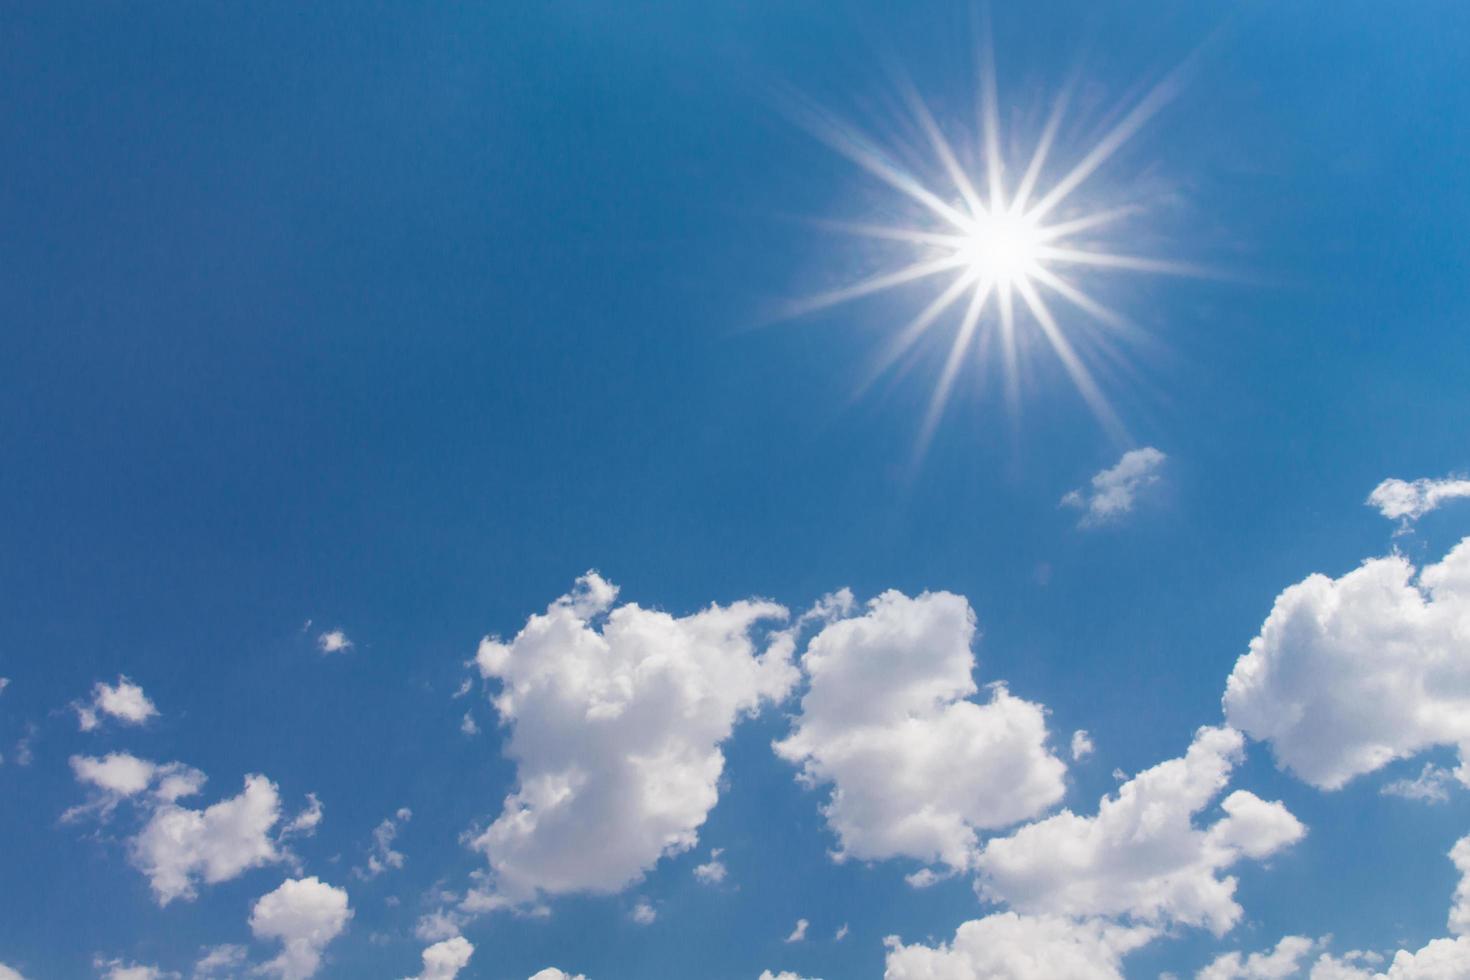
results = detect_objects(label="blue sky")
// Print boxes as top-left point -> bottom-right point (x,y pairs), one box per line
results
3,2 -> 1470,978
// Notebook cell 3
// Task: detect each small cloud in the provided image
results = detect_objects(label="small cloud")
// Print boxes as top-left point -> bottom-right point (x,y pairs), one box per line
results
1061,447 -> 1166,528
784,918 -> 809,943
460,712 -> 479,736
1070,729 -> 1095,761
317,630 -> 353,654
630,899 -> 657,925
693,848 -> 726,885
1367,475 -> 1470,528
1381,763 -> 1456,804
452,678 -> 473,699
835,923 -> 850,942
408,935 -> 475,980
193,944 -> 248,978
904,868 -> 947,889
354,808 -> 412,880
282,793 -> 325,838
76,675 -> 158,732
92,956 -> 176,980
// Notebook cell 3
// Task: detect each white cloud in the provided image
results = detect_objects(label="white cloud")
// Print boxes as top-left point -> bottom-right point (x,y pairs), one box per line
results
835,924 -> 849,941
282,793 -> 324,838
250,877 -> 352,980
66,752 -> 206,824
759,973 -> 821,980
631,899 -> 657,925
1071,729 -> 1095,761
785,918 -> 809,943
1198,936 -> 1319,979
316,630 -> 353,654
1381,764 -> 1456,804
0,963 -> 23,980
132,773 -> 289,905
1367,476 -> 1470,524
975,726 -> 1304,935
193,945 -> 247,978
528,971 -> 587,980
76,675 -> 158,732
92,959 -> 175,980
66,752 -> 315,905
884,912 -> 1158,980
460,712 -> 480,736
693,848 -> 727,885
1061,447 -> 1166,527
774,589 -> 1066,874
1224,537 -> 1470,790
355,808 -> 411,880
404,936 -> 474,980
465,572 -> 797,908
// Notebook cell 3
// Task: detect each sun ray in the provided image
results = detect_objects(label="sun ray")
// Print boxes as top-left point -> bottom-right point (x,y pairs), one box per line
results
809,218 -> 969,249
918,278 -> 994,452
1009,77 -> 1074,216
1025,71 -> 1180,222
1035,245 -> 1205,277
856,270 -> 980,397
1013,277 -> 1126,437
785,254 -> 968,319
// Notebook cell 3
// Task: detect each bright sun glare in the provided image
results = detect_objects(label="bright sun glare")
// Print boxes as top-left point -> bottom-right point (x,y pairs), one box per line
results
790,42 -> 1203,453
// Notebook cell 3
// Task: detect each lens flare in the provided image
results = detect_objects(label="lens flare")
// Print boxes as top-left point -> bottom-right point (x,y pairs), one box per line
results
787,46 -> 1205,453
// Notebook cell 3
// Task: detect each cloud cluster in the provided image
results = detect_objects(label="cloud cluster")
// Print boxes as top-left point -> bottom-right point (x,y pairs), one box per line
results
355,807 -> 411,880
1224,537 -> 1470,790
774,589 -> 1066,873
1061,447 -> 1166,527
975,725 -> 1303,935
1197,935 -> 1319,980
884,912 -> 1157,980
466,572 -> 798,908
1219,833 -> 1470,978
67,751 -> 318,905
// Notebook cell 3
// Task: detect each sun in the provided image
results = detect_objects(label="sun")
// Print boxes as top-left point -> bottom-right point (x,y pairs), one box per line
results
787,48 -> 1202,451
954,208 -> 1042,285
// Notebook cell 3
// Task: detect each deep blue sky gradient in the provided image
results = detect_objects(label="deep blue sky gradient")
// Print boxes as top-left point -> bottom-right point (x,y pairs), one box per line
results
3,2 -> 1470,976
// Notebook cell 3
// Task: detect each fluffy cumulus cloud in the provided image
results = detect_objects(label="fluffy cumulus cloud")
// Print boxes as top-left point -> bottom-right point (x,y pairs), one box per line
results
0,964 -> 22,980
1197,935 -> 1319,979
774,589 -> 1066,874
527,971 -> 587,980
250,877 -> 352,980
404,936 -> 475,980
1224,537 -> 1470,790
975,726 -> 1304,935
132,774 -> 291,905
76,675 -> 158,731
884,912 -> 1158,980
1061,447 -> 1166,527
759,973 -> 822,980
464,572 -> 798,908
1367,476 -> 1470,524
66,753 -> 315,905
